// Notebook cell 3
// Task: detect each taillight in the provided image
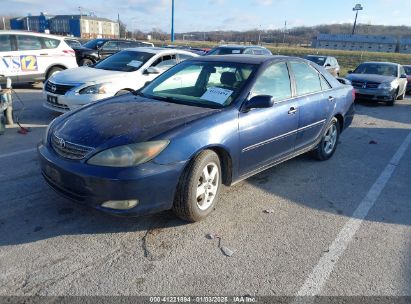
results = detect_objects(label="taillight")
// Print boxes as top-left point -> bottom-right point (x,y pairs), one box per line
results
352,89 -> 356,101
62,50 -> 76,56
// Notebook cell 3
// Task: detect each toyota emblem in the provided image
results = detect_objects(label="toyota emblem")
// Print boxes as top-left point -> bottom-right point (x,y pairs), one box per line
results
51,84 -> 57,93
57,137 -> 66,148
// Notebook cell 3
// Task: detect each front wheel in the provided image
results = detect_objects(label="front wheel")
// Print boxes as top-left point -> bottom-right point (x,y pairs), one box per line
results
397,89 -> 405,100
311,117 -> 340,161
80,58 -> 94,66
173,150 -> 222,222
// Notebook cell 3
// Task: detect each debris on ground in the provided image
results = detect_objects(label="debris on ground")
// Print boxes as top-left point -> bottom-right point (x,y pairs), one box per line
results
221,246 -> 234,257
206,233 -> 220,240
263,209 -> 275,214
369,140 -> 378,145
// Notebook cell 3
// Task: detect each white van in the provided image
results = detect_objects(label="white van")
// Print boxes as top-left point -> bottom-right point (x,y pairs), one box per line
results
0,30 -> 78,84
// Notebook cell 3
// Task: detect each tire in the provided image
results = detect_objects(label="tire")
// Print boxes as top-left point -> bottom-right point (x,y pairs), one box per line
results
115,90 -> 131,96
80,58 -> 94,66
173,150 -> 222,222
397,89 -> 405,100
386,92 -> 396,106
311,117 -> 340,161
46,67 -> 63,80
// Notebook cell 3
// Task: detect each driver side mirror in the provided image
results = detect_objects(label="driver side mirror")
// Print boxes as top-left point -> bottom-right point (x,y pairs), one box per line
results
243,95 -> 274,112
325,63 -> 331,68
400,74 -> 407,79
145,67 -> 161,75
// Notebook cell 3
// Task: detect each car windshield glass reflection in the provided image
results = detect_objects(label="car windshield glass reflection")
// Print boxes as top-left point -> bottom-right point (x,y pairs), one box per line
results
93,51 -> 154,72
354,63 -> 397,77
140,61 -> 256,108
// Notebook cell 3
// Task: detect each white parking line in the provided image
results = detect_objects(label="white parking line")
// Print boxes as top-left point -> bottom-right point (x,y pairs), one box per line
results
297,131 -> 411,297
0,148 -> 37,160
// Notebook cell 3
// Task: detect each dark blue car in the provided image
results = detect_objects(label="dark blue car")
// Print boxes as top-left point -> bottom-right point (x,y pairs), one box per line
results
38,55 -> 355,222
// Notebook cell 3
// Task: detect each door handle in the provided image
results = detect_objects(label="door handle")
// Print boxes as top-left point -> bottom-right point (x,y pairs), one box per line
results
288,107 -> 298,115
40,53 -> 48,56
328,96 -> 336,102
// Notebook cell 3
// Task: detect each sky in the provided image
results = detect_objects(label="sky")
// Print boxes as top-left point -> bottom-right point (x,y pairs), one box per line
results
4,0 -> 411,33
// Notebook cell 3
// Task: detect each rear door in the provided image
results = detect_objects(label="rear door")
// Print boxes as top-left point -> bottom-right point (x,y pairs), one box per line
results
289,61 -> 333,150
238,61 -> 299,175
15,34 -> 45,82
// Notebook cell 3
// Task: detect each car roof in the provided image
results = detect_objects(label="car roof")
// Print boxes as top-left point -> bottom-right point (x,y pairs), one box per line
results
0,30 -> 66,40
122,47 -> 199,56
214,44 -> 268,49
361,61 -> 399,66
189,55 -> 299,64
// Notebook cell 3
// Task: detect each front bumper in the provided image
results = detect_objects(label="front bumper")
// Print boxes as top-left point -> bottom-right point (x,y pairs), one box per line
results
38,143 -> 186,216
43,90 -> 113,113
353,87 -> 396,102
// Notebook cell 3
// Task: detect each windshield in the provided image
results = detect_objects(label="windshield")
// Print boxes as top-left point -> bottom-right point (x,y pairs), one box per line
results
83,39 -> 106,50
404,66 -> 411,75
140,61 -> 256,108
353,63 -> 397,77
93,51 -> 154,72
207,47 -> 244,55
306,56 -> 326,66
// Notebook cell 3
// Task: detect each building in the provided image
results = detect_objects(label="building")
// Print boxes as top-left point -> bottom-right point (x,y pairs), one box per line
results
399,38 -> 411,54
312,34 -> 397,53
10,13 -> 119,39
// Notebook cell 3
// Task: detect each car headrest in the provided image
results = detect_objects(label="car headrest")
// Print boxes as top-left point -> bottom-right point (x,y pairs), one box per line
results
220,72 -> 237,87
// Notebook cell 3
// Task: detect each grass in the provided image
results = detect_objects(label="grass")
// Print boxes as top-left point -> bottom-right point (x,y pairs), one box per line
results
156,40 -> 411,76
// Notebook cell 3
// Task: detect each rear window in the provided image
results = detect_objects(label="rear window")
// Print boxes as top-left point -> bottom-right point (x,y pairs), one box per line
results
208,47 -> 244,55
16,35 -> 42,51
42,37 -> 60,49
0,35 -> 12,52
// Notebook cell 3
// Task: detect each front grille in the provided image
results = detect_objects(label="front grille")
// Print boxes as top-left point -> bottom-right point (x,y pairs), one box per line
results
51,133 -> 94,160
351,81 -> 380,89
45,81 -> 76,95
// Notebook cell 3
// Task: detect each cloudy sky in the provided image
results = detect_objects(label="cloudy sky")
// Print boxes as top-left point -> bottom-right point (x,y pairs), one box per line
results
4,0 -> 410,32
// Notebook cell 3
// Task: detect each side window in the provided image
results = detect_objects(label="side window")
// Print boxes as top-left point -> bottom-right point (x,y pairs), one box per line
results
0,35 -> 12,52
251,62 -> 292,101
102,41 -> 118,51
41,37 -> 60,49
290,61 -> 322,95
400,66 -> 406,76
252,49 -> 263,55
16,35 -> 42,51
243,48 -> 254,55
178,54 -> 194,62
152,55 -> 178,69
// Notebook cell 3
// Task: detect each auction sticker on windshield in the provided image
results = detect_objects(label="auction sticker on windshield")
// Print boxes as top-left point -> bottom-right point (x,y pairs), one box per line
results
127,60 -> 143,68
201,87 -> 233,104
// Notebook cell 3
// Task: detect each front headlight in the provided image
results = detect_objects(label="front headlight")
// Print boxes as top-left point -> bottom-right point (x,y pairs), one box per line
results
378,82 -> 395,90
87,140 -> 170,167
79,83 -> 111,95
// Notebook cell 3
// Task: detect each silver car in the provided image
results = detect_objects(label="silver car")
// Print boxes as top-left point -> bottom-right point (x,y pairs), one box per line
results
346,62 -> 407,106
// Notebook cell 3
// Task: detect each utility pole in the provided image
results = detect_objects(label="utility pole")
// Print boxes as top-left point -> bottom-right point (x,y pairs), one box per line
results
352,4 -> 363,35
118,13 -> 121,38
171,0 -> 175,42
2,17 -> 5,30
282,21 -> 287,44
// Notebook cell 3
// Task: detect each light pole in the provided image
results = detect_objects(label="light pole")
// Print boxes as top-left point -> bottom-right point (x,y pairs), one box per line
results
352,4 -> 363,35
171,0 -> 175,42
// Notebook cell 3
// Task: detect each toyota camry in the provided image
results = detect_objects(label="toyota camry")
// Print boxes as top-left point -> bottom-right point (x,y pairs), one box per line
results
38,55 -> 355,222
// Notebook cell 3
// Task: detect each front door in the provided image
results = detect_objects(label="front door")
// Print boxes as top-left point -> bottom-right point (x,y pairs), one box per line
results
238,62 -> 299,176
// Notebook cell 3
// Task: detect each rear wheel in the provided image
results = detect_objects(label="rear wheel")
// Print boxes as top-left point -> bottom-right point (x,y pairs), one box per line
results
80,58 -> 94,66
311,117 -> 340,161
173,150 -> 222,222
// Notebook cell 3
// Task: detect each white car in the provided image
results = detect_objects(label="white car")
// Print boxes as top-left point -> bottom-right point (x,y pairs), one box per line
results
0,30 -> 78,84
43,47 -> 198,112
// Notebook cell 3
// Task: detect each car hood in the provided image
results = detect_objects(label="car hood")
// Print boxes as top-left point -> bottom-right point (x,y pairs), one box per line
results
52,95 -> 220,149
346,73 -> 396,83
49,66 -> 129,84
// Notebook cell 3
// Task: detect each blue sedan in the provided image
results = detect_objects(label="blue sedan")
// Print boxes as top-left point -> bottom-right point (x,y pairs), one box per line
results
38,55 -> 355,221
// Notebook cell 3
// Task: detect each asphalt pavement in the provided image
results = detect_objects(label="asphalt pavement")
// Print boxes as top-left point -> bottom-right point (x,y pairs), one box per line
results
0,84 -> 410,299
